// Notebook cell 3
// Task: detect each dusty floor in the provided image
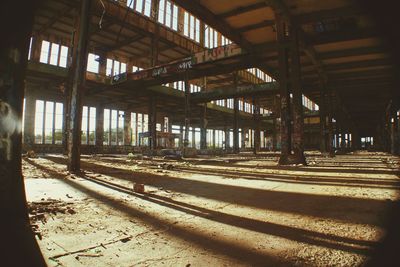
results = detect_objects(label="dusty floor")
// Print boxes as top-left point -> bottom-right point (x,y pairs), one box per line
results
22,151 -> 400,267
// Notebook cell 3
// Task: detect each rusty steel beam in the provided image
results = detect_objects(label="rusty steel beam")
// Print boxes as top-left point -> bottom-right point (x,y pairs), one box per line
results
217,2 -> 270,18
236,20 -> 275,33
172,0 -> 252,49
37,5 -> 76,35
67,0 -> 92,172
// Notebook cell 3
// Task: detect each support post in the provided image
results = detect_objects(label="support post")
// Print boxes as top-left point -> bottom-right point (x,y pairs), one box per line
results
224,126 -> 230,151
327,92 -> 335,156
241,128 -> 247,149
200,105 -> 207,149
396,111 -> 400,155
276,14 -> 291,165
23,90 -> 36,149
148,95 -> 157,150
67,0 -> 92,172
391,113 -> 396,155
233,74 -> 239,153
124,110 -> 131,146
0,1 -> 45,265
253,97 -> 261,154
272,117 -> 277,151
319,89 -> 327,153
290,26 -> 306,164
95,105 -> 104,150
183,74 -> 190,148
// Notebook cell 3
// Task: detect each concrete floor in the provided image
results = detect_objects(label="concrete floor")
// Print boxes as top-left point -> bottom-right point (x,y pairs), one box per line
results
23,151 -> 400,266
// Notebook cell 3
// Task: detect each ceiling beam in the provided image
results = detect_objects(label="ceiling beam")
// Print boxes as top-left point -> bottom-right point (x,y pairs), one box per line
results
319,46 -> 386,60
130,43 -> 177,62
267,0 -> 328,84
324,58 -> 393,71
101,34 -> 145,53
36,7 -> 76,35
236,20 -> 275,33
307,28 -> 377,45
294,6 -> 362,24
172,0 -> 252,49
217,2 -> 270,18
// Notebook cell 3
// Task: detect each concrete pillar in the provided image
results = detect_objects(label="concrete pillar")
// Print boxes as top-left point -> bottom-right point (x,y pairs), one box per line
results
183,74 -> 190,148
95,105 -> 104,148
253,98 -> 261,154
276,14 -> 291,165
190,128 -> 194,148
291,26 -> 306,164
124,110 -> 131,145
335,125 -> 340,149
224,126 -> 230,150
67,0 -> 92,172
62,83 -> 70,154
23,90 -> 36,148
148,95 -> 157,150
319,90 -> 327,153
0,1 -> 46,265
326,92 -> 335,156
212,129 -> 216,149
200,105 -> 207,149
396,112 -> 400,155
272,118 -> 277,151
178,125 -> 183,148
233,98 -> 239,153
241,128 -> 247,149
351,130 -> 358,150
391,115 -> 396,154
340,128 -> 346,149
233,73 -> 239,153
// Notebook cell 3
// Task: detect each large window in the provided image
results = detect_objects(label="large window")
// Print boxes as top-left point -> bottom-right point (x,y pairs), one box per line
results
131,112 -> 149,146
221,35 -> 232,46
158,0 -> 178,31
190,84 -> 201,93
132,65 -> 143,72
127,0 -> 152,17
205,25 -> 218,48
87,53 -> 100,73
183,11 -> 200,42
215,100 -> 225,107
302,95 -> 319,111
39,40 -> 68,68
104,109 -> 125,145
247,68 -> 273,82
106,59 -> 127,76
227,98 -> 234,109
34,100 -> 63,144
81,106 -> 96,145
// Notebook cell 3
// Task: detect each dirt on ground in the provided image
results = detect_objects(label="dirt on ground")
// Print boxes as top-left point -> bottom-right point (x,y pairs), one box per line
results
22,151 -> 400,267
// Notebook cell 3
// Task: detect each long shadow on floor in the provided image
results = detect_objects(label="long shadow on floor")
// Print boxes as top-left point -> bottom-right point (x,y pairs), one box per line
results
59,175 -> 287,266
78,173 -> 376,255
175,166 -> 400,190
43,156 -> 398,227
24,159 -> 376,256
94,155 -> 399,176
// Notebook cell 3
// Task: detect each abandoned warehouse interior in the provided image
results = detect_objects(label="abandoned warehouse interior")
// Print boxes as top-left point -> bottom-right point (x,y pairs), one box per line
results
1,0 -> 400,266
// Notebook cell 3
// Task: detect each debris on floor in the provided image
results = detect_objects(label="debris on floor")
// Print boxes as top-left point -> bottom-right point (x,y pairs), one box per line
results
133,183 -> 145,193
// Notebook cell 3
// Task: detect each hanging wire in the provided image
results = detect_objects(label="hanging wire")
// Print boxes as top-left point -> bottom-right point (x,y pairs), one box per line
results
98,0 -> 106,29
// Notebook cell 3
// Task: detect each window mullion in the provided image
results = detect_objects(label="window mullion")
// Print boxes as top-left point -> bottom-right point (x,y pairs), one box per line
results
42,101 -> 46,144
57,43 -> 62,67
87,107 -> 90,145
52,101 -> 56,144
